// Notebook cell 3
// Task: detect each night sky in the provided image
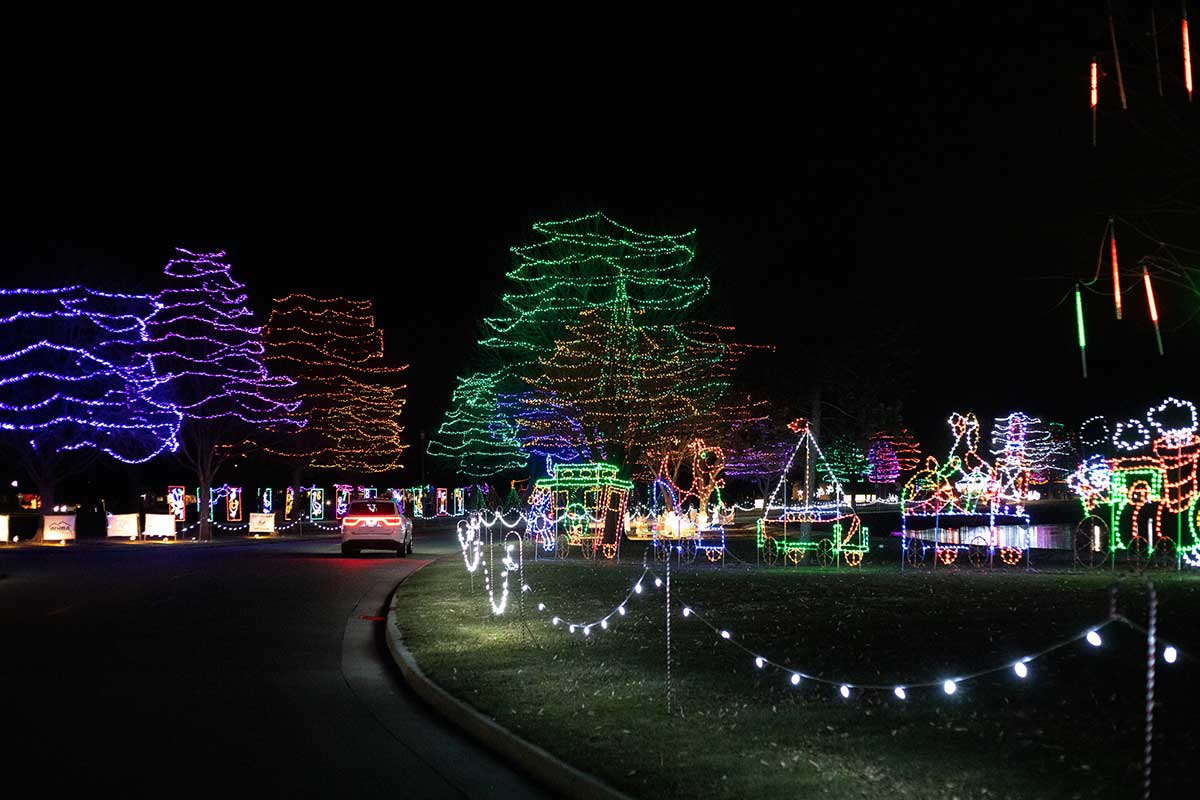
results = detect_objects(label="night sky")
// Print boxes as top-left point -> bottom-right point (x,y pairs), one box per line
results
3,3 -> 1197,485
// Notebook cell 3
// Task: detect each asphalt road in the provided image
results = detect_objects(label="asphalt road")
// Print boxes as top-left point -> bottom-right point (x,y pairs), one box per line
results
0,522 -> 550,799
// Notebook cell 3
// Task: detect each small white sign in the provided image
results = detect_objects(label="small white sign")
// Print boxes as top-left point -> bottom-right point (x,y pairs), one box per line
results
0,514 -> 9,542
43,514 -> 76,542
106,513 -> 139,539
249,513 -> 275,534
753,499 -> 764,510
144,514 -> 177,538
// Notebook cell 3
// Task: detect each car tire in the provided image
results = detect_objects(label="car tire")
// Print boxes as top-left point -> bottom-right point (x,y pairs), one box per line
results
406,536 -> 413,555
341,543 -> 356,556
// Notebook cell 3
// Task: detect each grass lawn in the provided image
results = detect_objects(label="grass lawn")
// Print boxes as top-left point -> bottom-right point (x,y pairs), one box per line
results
394,549 -> 1200,799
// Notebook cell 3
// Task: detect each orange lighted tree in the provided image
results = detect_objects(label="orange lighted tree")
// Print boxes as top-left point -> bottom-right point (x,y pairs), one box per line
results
263,294 -> 408,477
518,303 -> 753,474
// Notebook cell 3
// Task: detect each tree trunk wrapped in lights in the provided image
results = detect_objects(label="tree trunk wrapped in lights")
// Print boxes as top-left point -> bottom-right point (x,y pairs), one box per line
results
261,294 -> 408,481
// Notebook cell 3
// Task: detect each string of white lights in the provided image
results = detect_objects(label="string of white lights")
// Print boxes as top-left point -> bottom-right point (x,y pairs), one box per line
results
527,567 -> 654,635
652,567 -> 1188,698
455,517 -> 1191,707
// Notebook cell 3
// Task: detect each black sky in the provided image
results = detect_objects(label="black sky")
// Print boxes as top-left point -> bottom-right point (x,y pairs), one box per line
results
2,3 -> 1198,482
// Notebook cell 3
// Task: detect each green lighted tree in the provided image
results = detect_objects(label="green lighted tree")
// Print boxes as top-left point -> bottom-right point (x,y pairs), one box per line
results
429,212 -> 710,478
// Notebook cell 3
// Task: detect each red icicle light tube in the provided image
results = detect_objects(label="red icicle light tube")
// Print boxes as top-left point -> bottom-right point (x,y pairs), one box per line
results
1143,267 -> 1159,323
1110,225 -> 1122,320
1090,59 -> 1098,108
1185,18 -> 1194,101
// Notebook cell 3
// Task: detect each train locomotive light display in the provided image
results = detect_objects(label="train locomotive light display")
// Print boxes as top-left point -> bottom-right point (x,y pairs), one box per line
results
528,462 -> 632,561
1069,398 -> 1200,568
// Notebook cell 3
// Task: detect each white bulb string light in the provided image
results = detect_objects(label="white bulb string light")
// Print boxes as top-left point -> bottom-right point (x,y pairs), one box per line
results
454,519 -> 1190,698
458,514 -> 524,615
529,566 -> 653,633
642,568 -> 1189,694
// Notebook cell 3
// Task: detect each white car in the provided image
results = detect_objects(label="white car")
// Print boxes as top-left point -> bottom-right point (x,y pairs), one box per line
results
340,500 -> 412,556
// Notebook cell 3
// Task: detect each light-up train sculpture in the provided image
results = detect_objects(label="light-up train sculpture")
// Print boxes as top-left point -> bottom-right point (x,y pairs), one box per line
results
1069,397 -> 1200,569
527,461 -> 633,560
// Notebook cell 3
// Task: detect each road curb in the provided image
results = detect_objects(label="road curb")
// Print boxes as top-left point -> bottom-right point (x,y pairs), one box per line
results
386,571 -> 633,800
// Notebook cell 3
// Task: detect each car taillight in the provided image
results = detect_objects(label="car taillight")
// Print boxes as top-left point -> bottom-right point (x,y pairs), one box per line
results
382,517 -> 402,526
343,517 -> 362,527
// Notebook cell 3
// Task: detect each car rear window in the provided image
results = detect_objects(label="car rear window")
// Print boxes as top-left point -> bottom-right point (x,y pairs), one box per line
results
347,501 -> 398,516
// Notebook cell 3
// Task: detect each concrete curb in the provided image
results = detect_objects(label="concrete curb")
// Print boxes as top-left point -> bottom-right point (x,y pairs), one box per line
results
386,571 -> 634,800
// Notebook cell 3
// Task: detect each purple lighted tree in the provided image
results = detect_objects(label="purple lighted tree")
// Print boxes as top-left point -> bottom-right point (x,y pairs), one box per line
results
866,433 -> 900,485
141,249 -> 304,540
724,416 -> 795,502
0,286 -> 182,525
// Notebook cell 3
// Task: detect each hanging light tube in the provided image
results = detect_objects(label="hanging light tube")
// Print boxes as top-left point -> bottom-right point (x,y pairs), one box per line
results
1185,15 -> 1194,101
1090,58 -> 1099,146
1110,221 -> 1122,319
1075,285 -> 1088,378
1143,267 -> 1164,355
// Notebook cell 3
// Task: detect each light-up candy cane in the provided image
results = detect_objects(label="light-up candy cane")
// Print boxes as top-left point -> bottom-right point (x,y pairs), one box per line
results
1143,267 -> 1163,355
458,517 -> 483,572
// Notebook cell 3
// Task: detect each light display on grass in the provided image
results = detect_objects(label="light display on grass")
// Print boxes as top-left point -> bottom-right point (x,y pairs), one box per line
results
900,412 -> 1030,569
262,294 -> 408,474
1068,397 -> 1200,568
226,487 -> 243,522
756,419 -> 868,568
453,512 -> 1187,721
260,487 -> 272,514
453,487 -> 465,516
527,462 -> 632,560
168,486 -> 187,520
285,486 -> 295,518
989,412 -> 1072,514
334,484 -> 351,518
309,488 -> 325,521
627,439 -> 728,563
409,486 -> 426,518
430,212 -> 710,478
436,488 -> 448,516
141,249 -> 304,541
